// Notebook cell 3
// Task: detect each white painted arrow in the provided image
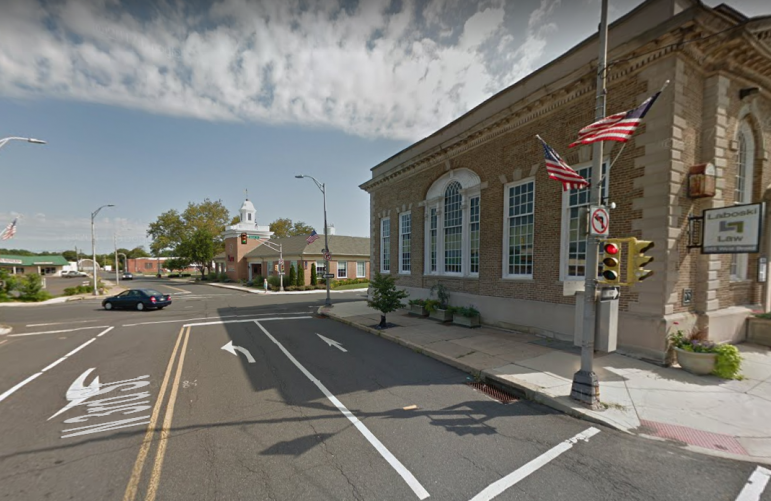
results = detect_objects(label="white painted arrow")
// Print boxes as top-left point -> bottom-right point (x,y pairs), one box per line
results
48,368 -> 101,420
221,341 -> 256,363
316,333 -> 347,353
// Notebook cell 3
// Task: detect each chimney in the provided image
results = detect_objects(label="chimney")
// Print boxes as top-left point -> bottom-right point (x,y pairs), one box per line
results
327,224 -> 336,236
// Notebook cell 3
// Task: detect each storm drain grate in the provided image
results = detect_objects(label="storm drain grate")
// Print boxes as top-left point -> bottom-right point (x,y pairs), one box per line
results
466,382 -> 518,404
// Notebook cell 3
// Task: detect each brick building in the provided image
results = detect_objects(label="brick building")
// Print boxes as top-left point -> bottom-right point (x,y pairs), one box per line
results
360,0 -> 771,363
125,257 -> 197,275
212,198 -> 371,283
244,234 -> 370,283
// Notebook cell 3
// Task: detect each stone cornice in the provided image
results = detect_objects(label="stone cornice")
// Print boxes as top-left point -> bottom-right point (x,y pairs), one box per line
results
360,12 -> 771,194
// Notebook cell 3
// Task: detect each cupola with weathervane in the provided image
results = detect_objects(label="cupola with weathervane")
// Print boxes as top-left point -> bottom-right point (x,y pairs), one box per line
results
220,191 -> 274,281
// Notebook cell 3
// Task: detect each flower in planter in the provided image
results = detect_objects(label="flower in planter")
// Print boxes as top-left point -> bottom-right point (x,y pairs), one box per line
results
668,322 -> 743,379
424,299 -> 441,313
452,306 -> 480,318
408,299 -> 427,307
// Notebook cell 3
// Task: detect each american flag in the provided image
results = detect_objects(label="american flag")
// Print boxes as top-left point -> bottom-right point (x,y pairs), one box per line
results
1,218 -> 17,240
536,136 -> 589,191
306,230 -> 320,244
569,90 -> 661,147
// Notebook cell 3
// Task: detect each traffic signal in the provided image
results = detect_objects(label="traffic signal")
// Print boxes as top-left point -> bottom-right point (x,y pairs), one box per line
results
628,238 -> 655,284
600,239 -> 622,285
240,233 -> 247,245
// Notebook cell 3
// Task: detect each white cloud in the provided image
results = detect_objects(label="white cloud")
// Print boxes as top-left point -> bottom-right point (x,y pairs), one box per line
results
0,0 -> 560,141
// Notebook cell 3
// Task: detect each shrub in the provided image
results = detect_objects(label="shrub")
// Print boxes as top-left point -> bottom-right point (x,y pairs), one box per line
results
311,263 -> 317,285
424,299 -> 441,313
669,323 -> 743,379
452,306 -> 480,318
409,299 -> 426,306
253,275 -> 264,287
267,275 -> 282,289
18,273 -> 51,302
289,264 -> 296,287
297,264 -> 305,286
430,283 -> 450,308
367,272 -> 409,328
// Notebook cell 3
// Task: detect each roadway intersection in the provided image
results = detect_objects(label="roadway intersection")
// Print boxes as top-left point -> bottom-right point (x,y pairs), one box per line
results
0,278 -> 769,500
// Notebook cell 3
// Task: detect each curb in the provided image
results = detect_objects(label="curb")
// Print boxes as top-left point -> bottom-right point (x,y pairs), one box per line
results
319,308 -> 629,435
321,309 -> 771,466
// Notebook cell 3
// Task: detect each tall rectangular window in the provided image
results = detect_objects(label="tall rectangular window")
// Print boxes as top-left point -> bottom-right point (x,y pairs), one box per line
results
507,181 -> 535,277
400,212 -> 411,273
316,260 -> 326,274
337,261 -> 347,278
444,182 -> 463,273
469,197 -> 480,274
430,208 -> 438,272
357,261 -> 366,277
381,218 -> 390,272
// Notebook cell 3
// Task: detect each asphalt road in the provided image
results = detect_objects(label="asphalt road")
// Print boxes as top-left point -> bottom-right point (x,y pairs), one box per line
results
0,278 -> 768,501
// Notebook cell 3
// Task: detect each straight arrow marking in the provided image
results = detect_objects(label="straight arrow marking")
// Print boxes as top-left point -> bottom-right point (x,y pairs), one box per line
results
316,333 -> 347,352
221,341 -> 256,363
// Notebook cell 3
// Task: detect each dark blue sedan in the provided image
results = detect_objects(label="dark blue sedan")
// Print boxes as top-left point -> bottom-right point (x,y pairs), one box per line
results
102,289 -> 172,311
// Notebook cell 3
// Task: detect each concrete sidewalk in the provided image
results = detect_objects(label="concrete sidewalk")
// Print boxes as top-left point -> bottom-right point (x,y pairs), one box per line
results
322,301 -> 771,465
207,282 -> 368,295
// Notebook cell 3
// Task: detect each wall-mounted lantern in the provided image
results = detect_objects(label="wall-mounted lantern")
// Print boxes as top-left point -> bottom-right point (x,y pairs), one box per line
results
688,162 -> 717,199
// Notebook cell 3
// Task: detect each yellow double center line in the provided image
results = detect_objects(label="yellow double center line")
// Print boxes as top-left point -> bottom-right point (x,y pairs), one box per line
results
123,325 -> 191,501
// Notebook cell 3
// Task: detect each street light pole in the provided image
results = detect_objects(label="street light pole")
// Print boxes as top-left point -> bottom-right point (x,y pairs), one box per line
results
0,137 -> 46,151
91,204 -> 115,296
296,174 -> 331,307
571,0 -> 609,408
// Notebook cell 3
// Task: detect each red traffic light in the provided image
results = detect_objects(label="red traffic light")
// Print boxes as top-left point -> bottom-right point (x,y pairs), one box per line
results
603,243 -> 619,255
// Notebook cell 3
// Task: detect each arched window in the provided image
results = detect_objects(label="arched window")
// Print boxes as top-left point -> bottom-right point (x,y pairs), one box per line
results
731,121 -> 755,281
423,170 -> 481,277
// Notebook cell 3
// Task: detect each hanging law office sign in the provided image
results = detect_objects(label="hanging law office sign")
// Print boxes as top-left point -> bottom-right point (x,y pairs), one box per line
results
702,203 -> 764,254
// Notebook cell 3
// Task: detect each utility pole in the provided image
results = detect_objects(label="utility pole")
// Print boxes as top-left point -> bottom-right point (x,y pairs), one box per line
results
114,234 -> 119,287
571,0 -> 609,408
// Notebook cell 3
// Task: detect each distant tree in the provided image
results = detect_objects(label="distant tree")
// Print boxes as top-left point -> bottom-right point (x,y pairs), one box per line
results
0,249 -> 34,256
62,250 -> 78,262
269,218 -> 316,239
367,272 -> 409,328
297,262 -> 305,286
128,246 -> 150,259
310,263 -> 317,285
165,257 -> 191,273
176,228 -> 215,279
147,199 -> 230,255
288,263 -> 297,286
229,215 -> 240,226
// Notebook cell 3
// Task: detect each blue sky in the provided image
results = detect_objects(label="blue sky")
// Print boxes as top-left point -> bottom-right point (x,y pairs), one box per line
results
0,0 -> 768,253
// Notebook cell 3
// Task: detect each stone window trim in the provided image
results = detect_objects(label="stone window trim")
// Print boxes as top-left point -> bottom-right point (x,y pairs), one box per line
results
423,174 -> 481,278
502,177 -> 536,280
731,119 -> 757,282
380,217 -> 391,273
559,159 -> 609,282
399,211 -> 412,275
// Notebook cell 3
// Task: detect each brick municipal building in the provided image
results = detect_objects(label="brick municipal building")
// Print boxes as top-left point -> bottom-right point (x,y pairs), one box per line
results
361,0 -> 771,363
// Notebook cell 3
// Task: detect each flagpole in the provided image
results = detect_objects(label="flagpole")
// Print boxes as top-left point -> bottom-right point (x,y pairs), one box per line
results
602,79 -> 671,183
571,0 -> 609,408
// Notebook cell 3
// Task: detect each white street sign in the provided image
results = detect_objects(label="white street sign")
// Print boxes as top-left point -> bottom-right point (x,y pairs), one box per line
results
589,206 -> 609,236
702,203 -> 764,254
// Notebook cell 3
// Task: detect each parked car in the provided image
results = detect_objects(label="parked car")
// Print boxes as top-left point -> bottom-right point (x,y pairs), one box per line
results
102,289 -> 172,311
62,270 -> 88,278
122,272 -> 134,280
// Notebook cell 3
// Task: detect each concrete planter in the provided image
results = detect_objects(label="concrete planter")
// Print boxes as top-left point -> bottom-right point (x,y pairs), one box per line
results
409,304 -> 429,317
452,314 -> 480,328
747,317 -> 771,347
429,308 -> 453,322
674,347 -> 717,376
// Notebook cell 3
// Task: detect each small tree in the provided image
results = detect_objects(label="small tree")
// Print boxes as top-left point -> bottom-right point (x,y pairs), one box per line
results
297,262 -> 305,286
367,272 -> 409,328
289,263 -> 296,286
18,273 -> 51,302
310,263 -> 317,285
